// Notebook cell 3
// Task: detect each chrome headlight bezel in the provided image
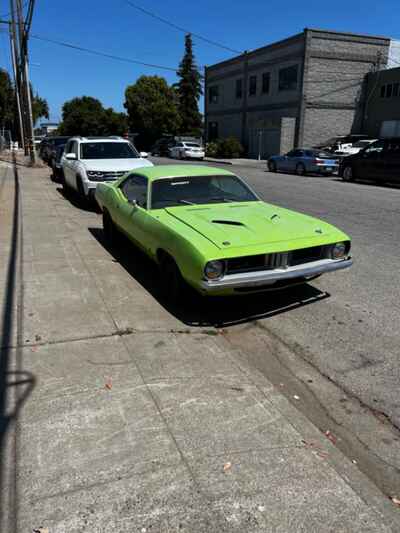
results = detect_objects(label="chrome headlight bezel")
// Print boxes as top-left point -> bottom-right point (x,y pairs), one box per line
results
330,242 -> 348,260
204,260 -> 226,280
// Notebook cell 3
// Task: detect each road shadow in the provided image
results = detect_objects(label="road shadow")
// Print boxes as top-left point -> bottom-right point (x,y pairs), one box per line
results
56,186 -> 100,213
0,155 -> 36,530
332,178 -> 400,190
89,227 -> 329,328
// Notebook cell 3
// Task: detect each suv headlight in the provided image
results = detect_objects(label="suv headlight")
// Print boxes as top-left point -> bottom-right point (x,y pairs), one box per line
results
331,242 -> 347,260
204,260 -> 225,280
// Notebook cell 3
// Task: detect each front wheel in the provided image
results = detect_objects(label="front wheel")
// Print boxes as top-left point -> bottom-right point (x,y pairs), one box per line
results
160,256 -> 185,304
342,165 -> 355,182
268,160 -> 277,172
103,211 -> 117,245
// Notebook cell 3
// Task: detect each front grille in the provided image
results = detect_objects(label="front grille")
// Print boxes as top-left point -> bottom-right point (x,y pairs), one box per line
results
226,246 -> 328,274
87,171 -> 126,182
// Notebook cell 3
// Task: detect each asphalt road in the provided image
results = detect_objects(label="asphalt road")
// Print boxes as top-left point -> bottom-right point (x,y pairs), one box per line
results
152,156 -> 400,494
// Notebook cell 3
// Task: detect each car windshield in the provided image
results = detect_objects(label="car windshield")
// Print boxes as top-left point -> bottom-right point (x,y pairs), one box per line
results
184,143 -> 201,148
352,140 -> 372,148
80,142 -> 138,159
151,175 -> 258,209
54,138 -> 68,146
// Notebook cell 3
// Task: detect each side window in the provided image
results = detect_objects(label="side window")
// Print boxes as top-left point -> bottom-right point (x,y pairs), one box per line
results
385,141 -> 400,158
120,175 -> 148,208
364,140 -> 385,154
286,150 -> 297,157
249,75 -> 257,96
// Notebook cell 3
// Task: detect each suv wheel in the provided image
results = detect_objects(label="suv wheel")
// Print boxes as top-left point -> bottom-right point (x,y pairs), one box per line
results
342,165 -> 355,182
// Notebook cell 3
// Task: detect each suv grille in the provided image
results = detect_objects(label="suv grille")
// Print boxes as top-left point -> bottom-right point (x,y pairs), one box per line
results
88,171 -> 127,182
226,246 -> 328,274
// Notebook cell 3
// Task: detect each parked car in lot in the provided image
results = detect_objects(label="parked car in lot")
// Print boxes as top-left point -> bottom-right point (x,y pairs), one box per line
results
151,138 -> 176,157
268,149 -> 339,176
340,137 -> 400,184
95,165 -> 352,301
169,141 -> 205,160
40,136 -> 70,163
61,136 -> 153,200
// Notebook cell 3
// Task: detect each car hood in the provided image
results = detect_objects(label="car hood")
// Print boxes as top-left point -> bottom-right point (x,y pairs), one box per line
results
165,202 -> 339,250
81,158 -> 153,171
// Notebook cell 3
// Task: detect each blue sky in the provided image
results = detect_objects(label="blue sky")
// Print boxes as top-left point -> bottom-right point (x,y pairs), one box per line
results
1,0 -> 399,123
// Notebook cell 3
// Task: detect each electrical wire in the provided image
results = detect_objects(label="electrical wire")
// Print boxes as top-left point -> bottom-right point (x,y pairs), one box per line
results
123,0 -> 241,55
30,34 -> 181,72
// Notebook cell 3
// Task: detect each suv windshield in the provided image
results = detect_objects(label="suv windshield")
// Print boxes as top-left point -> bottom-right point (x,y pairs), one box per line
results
151,175 -> 258,209
80,142 -> 138,159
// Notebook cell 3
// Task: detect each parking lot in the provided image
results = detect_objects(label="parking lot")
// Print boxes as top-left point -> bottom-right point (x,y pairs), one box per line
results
1,156 -> 399,531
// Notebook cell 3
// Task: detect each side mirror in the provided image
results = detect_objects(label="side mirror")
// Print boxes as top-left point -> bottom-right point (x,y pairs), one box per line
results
140,151 -> 148,158
66,153 -> 77,160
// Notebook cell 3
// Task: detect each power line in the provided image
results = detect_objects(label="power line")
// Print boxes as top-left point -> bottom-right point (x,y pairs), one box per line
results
30,33 -> 182,72
123,0 -> 241,55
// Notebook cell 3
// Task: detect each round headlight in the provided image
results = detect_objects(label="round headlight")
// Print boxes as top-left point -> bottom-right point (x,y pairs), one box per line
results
331,242 -> 346,260
204,260 -> 225,280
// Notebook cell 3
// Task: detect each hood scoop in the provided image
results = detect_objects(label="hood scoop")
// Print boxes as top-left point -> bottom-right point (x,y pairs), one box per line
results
212,219 -> 244,227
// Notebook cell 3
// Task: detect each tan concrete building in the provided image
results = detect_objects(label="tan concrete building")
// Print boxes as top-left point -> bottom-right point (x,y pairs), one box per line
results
204,29 -> 395,157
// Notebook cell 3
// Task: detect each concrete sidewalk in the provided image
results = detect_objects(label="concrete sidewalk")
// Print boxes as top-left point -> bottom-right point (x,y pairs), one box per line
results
0,161 -> 397,532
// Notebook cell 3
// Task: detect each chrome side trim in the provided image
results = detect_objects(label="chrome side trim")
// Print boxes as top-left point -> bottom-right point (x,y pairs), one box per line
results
199,258 -> 352,291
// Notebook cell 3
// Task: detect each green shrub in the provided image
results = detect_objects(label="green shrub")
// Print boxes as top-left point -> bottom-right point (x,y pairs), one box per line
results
206,137 -> 244,158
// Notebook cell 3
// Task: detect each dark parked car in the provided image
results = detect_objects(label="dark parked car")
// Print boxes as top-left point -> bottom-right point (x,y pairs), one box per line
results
40,136 -> 69,164
151,137 -> 176,157
340,138 -> 400,184
268,149 -> 339,176
51,144 -> 67,182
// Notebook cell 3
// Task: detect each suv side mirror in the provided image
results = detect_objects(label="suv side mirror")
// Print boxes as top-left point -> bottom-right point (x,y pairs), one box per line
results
66,153 -> 77,160
140,151 -> 148,158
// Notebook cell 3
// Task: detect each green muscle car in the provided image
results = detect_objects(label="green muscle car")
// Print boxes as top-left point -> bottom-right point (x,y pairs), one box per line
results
95,165 -> 352,298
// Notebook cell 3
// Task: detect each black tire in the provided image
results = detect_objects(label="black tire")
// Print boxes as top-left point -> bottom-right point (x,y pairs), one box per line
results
103,211 -> 117,244
160,254 -> 185,304
268,160 -> 277,172
296,163 -> 306,176
76,176 -> 86,197
342,165 -> 355,182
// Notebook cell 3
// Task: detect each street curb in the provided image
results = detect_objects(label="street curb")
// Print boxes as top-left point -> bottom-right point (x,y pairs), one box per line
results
203,158 -> 234,165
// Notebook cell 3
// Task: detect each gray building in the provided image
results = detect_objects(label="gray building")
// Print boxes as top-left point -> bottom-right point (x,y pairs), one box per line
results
204,29 -> 398,157
361,66 -> 400,138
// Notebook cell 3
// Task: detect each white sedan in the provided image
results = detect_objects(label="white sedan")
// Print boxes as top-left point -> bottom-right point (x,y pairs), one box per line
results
170,141 -> 205,160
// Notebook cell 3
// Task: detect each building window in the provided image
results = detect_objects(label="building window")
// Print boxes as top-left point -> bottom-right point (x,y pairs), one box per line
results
386,84 -> 393,98
380,85 -> 386,97
209,86 -> 219,104
236,79 -> 243,99
249,75 -> 257,96
393,83 -> 399,97
279,65 -> 298,91
208,121 -> 218,141
262,72 -> 270,94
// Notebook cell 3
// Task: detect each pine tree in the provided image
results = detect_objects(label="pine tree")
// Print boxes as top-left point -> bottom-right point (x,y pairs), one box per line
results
176,34 -> 203,136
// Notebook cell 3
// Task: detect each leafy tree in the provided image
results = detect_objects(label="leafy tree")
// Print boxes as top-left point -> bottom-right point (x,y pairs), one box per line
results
0,69 -> 16,132
31,92 -> 49,124
175,34 -> 203,136
59,96 -> 127,136
124,75 -> 181,149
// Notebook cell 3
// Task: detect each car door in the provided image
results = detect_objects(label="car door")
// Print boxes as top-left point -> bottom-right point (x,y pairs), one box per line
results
114,174 -> 150,249
283,149 -> 302,172
353,140 -> 385,180
382,139 -> 400,183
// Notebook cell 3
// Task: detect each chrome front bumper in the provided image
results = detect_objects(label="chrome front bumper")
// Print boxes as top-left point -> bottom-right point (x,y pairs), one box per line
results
200,258 -> 352,292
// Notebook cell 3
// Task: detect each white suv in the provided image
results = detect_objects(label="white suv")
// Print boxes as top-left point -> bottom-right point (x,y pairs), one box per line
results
61,136 -> 153,199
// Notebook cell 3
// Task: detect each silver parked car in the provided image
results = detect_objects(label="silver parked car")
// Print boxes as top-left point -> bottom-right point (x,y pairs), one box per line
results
268,148 -> 339,176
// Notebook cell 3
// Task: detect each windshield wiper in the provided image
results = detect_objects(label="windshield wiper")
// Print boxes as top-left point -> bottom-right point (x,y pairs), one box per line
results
179,199 -> 196,205
209,196 -> 235,203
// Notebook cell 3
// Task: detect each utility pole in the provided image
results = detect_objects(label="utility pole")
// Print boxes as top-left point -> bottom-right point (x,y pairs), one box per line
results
11,0 -> 36,164
7,10 -> 25,150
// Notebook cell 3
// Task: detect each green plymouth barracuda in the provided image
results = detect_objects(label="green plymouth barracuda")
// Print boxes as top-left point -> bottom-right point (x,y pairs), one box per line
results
95,165 -> 352,298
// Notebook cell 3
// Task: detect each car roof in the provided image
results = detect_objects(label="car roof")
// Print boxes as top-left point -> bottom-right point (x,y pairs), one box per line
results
70,136 -> 130,143
132,165 -> 235,182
